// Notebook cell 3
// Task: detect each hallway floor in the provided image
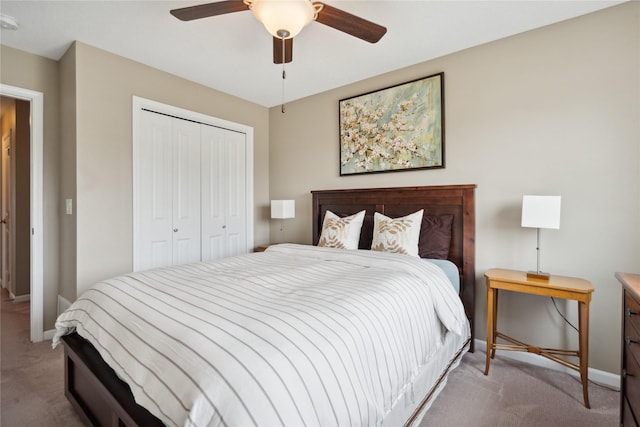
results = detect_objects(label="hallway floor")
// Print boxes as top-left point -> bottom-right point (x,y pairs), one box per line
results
0,288 -> 84,426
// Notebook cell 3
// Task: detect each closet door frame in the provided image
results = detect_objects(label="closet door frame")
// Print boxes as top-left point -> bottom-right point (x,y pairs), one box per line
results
132,96 -> 254,271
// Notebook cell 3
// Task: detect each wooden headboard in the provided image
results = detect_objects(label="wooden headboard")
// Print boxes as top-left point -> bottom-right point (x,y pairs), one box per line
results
311,184 -> 476,350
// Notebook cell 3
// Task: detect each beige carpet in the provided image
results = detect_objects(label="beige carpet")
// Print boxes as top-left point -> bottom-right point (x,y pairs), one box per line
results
1,290 -> 619,426
0,290 -> 84,426
421,350 -> 619,427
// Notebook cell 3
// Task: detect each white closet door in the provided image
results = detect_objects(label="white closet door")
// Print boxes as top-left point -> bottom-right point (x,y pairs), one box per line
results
138,111 -> 201,270
201,125 -> 247,261
224,130 -> 247,257
138,110 -> 173,269
172,118 -> 201,265
135,100 -> 252,271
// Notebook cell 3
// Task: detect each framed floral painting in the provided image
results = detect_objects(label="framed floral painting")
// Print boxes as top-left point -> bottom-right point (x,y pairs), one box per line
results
339,72 -> 444,175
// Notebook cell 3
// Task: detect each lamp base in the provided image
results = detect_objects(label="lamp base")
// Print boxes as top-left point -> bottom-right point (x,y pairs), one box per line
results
527,271 -> 550,281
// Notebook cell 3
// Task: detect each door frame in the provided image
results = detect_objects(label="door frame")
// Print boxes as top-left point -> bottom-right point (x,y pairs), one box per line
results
132,96 -> 254,271
0,84 -> 44,342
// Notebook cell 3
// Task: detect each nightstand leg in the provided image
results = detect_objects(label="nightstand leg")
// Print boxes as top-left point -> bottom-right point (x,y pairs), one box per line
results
485,286 -> 495,375
578,300 -> 590,409
491,290 -> 498,359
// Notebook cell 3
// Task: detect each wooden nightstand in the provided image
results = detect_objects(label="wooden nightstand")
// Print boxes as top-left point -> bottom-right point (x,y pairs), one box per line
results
255,244 -> 277,252
484,268 -> 594,408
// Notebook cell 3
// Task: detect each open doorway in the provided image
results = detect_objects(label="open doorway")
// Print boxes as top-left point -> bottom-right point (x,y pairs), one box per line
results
1,96 -> 31,304
0,84 -> 44,343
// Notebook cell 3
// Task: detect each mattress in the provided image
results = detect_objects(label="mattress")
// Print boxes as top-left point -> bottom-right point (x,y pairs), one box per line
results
53,244 -> 469,427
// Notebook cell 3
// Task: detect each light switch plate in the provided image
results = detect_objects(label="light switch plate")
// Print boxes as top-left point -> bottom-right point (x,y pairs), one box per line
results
65,198 -> 73,215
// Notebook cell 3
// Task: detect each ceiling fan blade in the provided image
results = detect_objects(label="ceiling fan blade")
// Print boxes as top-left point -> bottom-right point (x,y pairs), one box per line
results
170,0 -> 249,21
273,37 -> 293,64
313,2 -> 386,43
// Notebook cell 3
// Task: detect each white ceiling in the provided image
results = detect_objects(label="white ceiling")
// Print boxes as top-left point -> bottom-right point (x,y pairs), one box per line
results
0,0 -> 624,108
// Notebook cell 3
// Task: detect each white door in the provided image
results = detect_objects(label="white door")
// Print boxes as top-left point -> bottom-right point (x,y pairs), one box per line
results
222,129 -> 247,258
138,111 -> 173,269
201,125 -> 247,260
137,111 -> 200,270
171,118 -> 201,265
133,98 -> 253,272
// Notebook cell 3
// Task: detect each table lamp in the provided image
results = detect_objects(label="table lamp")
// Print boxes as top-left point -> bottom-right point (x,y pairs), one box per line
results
521,195 -> 561,280
271,199 -> 295,242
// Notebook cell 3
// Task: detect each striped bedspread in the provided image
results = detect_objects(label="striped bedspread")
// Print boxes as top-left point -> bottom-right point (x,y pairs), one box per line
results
53,244 -> 468,427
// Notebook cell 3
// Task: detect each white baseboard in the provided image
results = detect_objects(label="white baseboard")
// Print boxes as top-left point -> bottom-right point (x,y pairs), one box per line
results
43,329 -> 56,341
474,339 -> 620,391
9,293 -> 30,303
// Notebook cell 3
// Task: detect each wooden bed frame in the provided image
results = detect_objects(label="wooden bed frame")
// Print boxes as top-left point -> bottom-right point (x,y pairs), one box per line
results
60,184 -> 476,427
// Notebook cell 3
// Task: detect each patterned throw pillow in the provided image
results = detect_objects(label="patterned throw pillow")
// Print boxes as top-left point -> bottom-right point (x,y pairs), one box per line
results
317,210 -> 366,249
371,210 -> 424,257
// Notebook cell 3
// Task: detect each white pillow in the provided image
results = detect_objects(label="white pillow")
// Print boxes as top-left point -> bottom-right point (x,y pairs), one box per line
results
371,210 -> 424,257
317,210 -> 365,250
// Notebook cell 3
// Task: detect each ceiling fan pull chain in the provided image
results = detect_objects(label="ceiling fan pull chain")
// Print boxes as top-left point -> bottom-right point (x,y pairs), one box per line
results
281,36 -> 286,114
281,69 -> 286,114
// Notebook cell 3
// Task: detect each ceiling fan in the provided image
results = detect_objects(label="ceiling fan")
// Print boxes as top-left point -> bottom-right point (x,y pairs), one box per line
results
170,0 -> 387,64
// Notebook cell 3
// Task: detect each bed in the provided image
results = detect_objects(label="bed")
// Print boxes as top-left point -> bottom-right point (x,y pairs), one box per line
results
55,184 -> 476,427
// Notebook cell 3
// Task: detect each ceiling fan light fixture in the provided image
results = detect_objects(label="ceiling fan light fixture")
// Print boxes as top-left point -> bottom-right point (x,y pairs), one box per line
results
245,0 -> 317,39
0,14 -> 19,31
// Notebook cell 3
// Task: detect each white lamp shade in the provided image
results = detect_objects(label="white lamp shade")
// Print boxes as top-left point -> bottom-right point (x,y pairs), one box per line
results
250,0 -> 315,39
271,200 -> 295,219
521,195 -> 561,229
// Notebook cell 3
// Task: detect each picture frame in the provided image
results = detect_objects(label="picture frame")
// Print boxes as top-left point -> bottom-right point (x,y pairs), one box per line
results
339,72 -> 444,176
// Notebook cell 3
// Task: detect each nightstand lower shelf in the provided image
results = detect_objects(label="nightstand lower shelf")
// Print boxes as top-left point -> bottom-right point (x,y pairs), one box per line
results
490,332 -> 582,371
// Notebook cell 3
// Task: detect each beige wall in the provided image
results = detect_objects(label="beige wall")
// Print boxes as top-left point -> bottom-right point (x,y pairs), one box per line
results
0,45 -> 60,328
58,43 -> 77,303
268,2 -> 640,374
69,42 -> 270,296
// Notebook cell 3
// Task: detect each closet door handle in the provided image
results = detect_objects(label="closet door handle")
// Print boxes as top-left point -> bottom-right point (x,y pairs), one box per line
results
173,228 -> 178,232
